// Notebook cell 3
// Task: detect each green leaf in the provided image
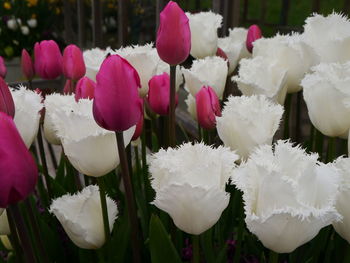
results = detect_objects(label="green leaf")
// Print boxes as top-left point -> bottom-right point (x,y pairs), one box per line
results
149,215 -> 181,263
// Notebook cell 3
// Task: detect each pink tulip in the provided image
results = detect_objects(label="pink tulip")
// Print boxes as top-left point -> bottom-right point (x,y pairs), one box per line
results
63,44 -> 86,80
93,54 -> 143,131
156,1 -> 191,65
21,49 -> 35,80
246,25 -> 262,53
132,110 -> 144,141
196,86 -> 221,130
148,72 -> 178,116
34,40 -> 63,79
63,79 -> 74,95
0,112 -> 38,207
0,77 -> 15,118
75,76 -> 95,102
216,47 -> 230,69
0,57 -> 6,79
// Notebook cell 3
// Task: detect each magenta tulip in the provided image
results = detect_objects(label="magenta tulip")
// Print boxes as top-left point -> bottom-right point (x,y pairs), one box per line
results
0,77 -> 15,118
196,86 -> 221,130
148,72 -> 178,116
156,1 -> 191,65
93,54 -> 143,131
21,49 -> 35,80
63,44 -> 86,80
63,79 -> 74,95
132,112 -> 144,141
34,40 -> 63,79
0,57 -> 6,79
0,112 -> 38,207
246,25 -> 262,53
75,76 -> 95,102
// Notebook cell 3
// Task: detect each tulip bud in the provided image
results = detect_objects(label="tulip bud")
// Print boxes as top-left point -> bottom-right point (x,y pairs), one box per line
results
0,57 -> 6,78
0,77 -> 15,118
246,25 -> 262,53
196,86 -> 221,130
216,47 -> 230,69
93,55 -> 143,132
132,113 -> 144,141
63,79 -> 74,95
148,73 -> 178,116
156,1 -> 191,65
75,76 -> 95,102
63,44 -> 86,80
34,40 -> 63,79
0,112 -> 38,207
21,49 -> 35,80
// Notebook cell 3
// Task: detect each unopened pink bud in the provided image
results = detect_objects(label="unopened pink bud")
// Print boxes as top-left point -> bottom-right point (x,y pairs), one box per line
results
196,86 -> 221,130
21,49 -> 35,80
63,44 -> 86,80
246,25 -> 262,53
75,77 -> 95,101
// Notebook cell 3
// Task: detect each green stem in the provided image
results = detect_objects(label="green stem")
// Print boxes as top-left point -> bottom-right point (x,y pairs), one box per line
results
97,177 -> 111,244
306,124 -> 315,152
169,65 -> 176,147
314,129 -> 324,160
203,129 -> 209,145
233,201 -> 244,263
192,235 -> 200,263
37,125 -> 52,200
283,93 -> 292,139
7,204 -> 36,263
269,251 -> 279,263
197,123 -> 202,142
115,132 -> 141,263
7,209 -> 23,263
326,137 -> 335,163
294,91 -> 302,142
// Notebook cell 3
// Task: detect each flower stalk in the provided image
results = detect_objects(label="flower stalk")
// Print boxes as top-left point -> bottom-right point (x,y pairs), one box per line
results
169,65 -> 176,147
97,177 -> 111,243
192,235 -> 200,263
37,125 -> 52,200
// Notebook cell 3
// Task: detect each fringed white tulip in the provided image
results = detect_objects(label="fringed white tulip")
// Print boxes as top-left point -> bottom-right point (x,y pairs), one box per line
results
44,94 -> 78,145
182,56 -> 228,99
232,57 -> 288,104
218,28 -> 250,74
301,62 -> 350,138
253,33 -> 318,93
11,85 -> 43,148
51,97 -> 135,177
83,47 -> 110,81
186,12 -> 222,59
50,185 -> 118,249
233,141 -> 341,253
185,94 -> 197,120
303,13 -> 350,63
217,95 -> 283,159
0,211 -> 10,235
149,142 -> 238,235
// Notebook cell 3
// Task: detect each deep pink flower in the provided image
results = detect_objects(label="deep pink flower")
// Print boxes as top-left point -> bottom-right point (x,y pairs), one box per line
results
63,79 -> 74,95
0,57 -> 6,79
0,112 -> 38,207
34,40 -> 63,79
21,49 -> 35,80
148,72 -> 178,116
93,54 -> 143,131
156,1 -> 191,65
131,111 -> 144,141
75,76 -> 95,102
196,86 -> 221,130
0,77 -> 15,118
246,25 -> 262,53
62,44 -> 86,80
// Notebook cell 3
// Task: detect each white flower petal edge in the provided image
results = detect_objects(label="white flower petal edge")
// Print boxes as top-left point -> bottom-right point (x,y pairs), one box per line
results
232,56 -> 288,104
182,56 -> 228,99
186,12 -> 223,59
51,98 -> 135,177
50,185 -> 118,249
232,141 -> 341,253
333,158 -> 350,243
149,142 -> 238,235
301,62 -> 350,138
185,93 -> 197,120
11,85 -> 43,148
218,27 -> 250,74
216,95 -> 283,159
303,12 -> 350,63
83,47 -> 111,81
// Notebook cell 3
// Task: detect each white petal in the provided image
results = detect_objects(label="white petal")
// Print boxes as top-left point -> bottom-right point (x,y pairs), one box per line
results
185,93 -> 197,120
83,48 -> 109,81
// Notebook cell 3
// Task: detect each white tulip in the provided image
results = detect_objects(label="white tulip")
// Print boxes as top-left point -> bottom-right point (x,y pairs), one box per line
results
303,13 -> 350,63
232,56 -> 288,104
51,98 -> 135,177
301,62 -> 350,138
27,18 -> 37,28
253,33 -> 318,93
218,27 -> 250,74
0,211 -> 10,235
83,48 -> 110,81
156,63 -> 183,91
12,86 -> 43,148
233,140 -> 341,253
182,56 -> 228,99
50,185 -> 118,249
186,12 -> 222,59
185,93 -> 197,120
217,95 -> 283,159
44,94 -> 78,145
149,142 -> 238,235
112,44 -> 161,97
